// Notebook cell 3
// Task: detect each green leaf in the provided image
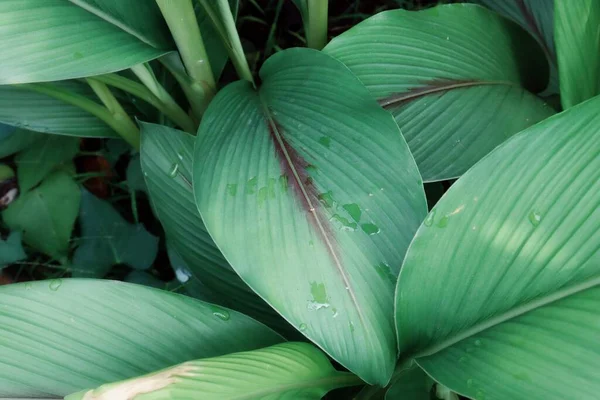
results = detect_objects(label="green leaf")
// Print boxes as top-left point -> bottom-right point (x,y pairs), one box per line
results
386,365 -> 434,400
15,135 -> 80,192
324,4 -> 554,182
126,154 -> 147,193
0,128 -> 44,159
140,122 -> 289,333
0,81 -> 119,138
555,0 -> 600,109
473,0 -> 557,94
73,190 -> 158,277
194,48 -> 426,385
0,279 -> 283,398
0,0 -> 170,84
395,95 -> 600,398
2,171 -> 81,261
0,231 -> 26,269
66,342 -> 361,400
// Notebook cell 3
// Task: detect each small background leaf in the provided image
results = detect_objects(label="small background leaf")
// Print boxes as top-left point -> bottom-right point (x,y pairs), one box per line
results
0,231 -> 27,269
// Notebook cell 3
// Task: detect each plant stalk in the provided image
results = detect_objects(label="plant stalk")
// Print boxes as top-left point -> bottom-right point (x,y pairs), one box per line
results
306,0 -> 328,50
155,0 -> 216,117
85,79 -> 141,149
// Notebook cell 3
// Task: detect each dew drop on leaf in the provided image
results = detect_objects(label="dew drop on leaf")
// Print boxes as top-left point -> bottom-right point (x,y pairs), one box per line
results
49,279 -> 62,291
168,163 -> 179,178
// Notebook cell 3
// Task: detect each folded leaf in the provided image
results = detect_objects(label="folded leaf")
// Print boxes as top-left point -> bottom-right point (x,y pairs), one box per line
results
73,190 -> 159,277
140,122 -> 290,334
0,82 -> 119,138
0,0 -> 169,84
65,342 -> 360,400
0,231 -> 26,269
324,4 -> 554,181
194,48 -> 426,385
555,0 -> 600,109
0,279 -> 283,398
395,95 -> 600,398
2,170 -> 81,261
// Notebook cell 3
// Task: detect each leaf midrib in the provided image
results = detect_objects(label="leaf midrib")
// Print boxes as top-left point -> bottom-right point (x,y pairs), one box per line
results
413,274 -> 600,359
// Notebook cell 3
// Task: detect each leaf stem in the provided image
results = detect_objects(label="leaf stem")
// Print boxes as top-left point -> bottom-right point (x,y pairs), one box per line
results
306,0 -> 328,50
156,0 -> 215,118
18,82 -> 140,149
199,0 -> 255,85
130,64 -> 196,133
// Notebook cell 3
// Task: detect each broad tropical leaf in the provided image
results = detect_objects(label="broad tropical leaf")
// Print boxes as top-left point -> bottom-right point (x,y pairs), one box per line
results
66,342 -> 361,400
0,0 -> 170,84
385,364 -> 434,400
0,81 -> 119,138
395,95 -> 600,399
2,171 -> 81,261
555,0 -> 600,109
194,48 -> 426,385
72,190 -> 159,277
139,122 -> 290,334
0,279 -> 283,398
0,231 -> 26,269
15,135 -> 80,192
324,4 -> 554,182
473,0 -> 557,94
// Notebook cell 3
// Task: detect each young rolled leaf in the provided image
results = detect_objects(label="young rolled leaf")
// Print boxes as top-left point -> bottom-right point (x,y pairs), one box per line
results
0,279 -> 283,398
66,342 -> 361,400
0,0 -> 170,84
324,4 -> 554,182
0,82 -> 119,138
194,48 -> 427,385
473,0 -> 557,94
395,95 -> 600,398
2,170 -> 81,261
140,122 -> 291,334
555,0 -> 600,109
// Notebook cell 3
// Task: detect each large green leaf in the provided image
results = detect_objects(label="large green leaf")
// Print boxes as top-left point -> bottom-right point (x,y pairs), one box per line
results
0,279 -> 283,398
385,365 -> 434,400
0,81 -> 119,138
324,4 -> 554,182
0,128 -> 44,159
194,48 -> 426,385
2,171 -> 81,261
15,135 -> 80,192
140,122 -> 289,333
72,190 -> 159,277
0,0 -> 169,84
395,95 -> 600,399
66,342 -> 360,400
0,231 -> 26,269
555,0 -> 600,109
473,0 -> 557,94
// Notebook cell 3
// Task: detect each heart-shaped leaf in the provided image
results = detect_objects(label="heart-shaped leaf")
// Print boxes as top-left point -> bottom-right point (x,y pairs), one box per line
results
324,4 -> 554,182
194,48 -> 426,385
0,0 -> 170,84
140,122 -> 290,334
395,95 -> 600,398
555,0 -> 600,109
2,170 -> 81,261
0,279 -> 283,398
66,342 -> 360,400
72,190 -> 159,277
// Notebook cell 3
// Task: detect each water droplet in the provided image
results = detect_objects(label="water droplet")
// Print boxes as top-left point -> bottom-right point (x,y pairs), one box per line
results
307,301 -> 330,311
437,215 -> 449,228
197,59 -> 205,64
246,177 -> 258,194
332,308 -> 339,318
143,172 -> 148,177
299,323 -> 307,331
467,379 -> 474,388
476,391 -> 485,399
211,306 -> 230,321
49,279 -> 62,291
362,223 -> 380,235
330,214 -> 357,231
380,188 -> 384,191
177,151 -> 184,161
474,339 -> 482,347
309,207 -> 315,212
528,210 -> 542,227
472,225 -> 477,231
318,191 -> 335,208
424,210 -> 436,227
368,193 -> 374,197
168,163 -> 179,178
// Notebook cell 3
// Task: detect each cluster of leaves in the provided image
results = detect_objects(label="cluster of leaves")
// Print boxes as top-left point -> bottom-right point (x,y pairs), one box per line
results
0,0 -> 598,399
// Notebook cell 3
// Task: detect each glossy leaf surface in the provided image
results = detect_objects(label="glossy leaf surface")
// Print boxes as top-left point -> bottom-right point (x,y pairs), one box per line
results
194,48 -> 426,385
66,342 -> 359,400
324,4 -> 554,181
555,0 -> 600,108
396,95 -> 600,399
0,279 -> 283,398
0,0 -> 169,84
140,122 -> 289,333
